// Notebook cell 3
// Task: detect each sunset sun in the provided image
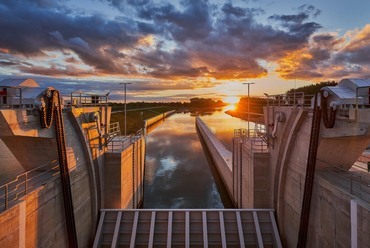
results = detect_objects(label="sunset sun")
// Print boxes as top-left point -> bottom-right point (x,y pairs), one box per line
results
223,96 -> 240,105
223,96 -> 240,111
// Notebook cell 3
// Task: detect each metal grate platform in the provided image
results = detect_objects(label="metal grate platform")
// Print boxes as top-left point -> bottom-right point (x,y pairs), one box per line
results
93,209 -> 282,248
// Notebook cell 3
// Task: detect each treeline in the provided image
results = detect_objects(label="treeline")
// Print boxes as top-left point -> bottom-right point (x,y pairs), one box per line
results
109,97 -> 225,111
286,81 -> 337,95
234,81 -> 338,114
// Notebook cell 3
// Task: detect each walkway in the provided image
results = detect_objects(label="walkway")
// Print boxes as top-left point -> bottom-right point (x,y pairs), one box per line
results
93,209 -> 282,247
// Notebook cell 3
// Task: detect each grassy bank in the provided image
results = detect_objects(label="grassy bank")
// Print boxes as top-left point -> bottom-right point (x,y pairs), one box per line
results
110,106 -> 173,134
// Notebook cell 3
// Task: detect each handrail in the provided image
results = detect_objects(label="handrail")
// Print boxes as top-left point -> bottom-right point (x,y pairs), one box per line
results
319,165 -> 370,203
234,128 -> 269,153
0,160 -> 59,211
68,92 -> 109,108
106,129 -> 143,153
0,86 -> 23,109
109,122 -> 121,136
266,92 -> 314,108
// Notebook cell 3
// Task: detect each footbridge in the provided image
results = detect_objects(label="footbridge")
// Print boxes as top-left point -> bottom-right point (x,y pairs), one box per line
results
93,209 -> 282,247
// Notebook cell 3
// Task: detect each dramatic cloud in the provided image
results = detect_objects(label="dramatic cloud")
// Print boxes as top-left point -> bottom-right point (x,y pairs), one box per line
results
0,0 -> 369,86
277,24 -> 370,80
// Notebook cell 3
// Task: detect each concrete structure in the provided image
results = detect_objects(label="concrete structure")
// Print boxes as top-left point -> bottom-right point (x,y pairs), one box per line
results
143,110 -> 175,130
197,79 -> 370,247
196,118 -> 270,209
0,80 -> 146,247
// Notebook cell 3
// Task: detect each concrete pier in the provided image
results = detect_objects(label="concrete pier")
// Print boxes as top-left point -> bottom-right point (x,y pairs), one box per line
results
195,117 -> 233,203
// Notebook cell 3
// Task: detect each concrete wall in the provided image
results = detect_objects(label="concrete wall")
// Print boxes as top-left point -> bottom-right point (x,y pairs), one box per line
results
232,135 -> 270,209
0,106 -> 108,247
143,110 -> 175,130
195,117 -> 234,204
265,105 -> 370,247
0,156 -> 94,247
0,109 -> 54,137
104,137 -> 146,209
0,139 -> 24,185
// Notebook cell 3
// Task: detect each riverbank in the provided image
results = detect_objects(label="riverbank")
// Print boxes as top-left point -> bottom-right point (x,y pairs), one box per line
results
111,106 -> 174,134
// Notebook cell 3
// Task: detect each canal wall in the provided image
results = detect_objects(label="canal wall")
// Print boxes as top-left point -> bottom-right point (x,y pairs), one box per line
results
264,105 -> 370,247
143,110 -> 175,129
0,106 -> 145,247
104,137 -> 145,209
195,117 -> 234,203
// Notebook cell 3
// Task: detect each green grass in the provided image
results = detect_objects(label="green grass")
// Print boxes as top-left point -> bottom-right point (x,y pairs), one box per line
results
110,106 -> 173,134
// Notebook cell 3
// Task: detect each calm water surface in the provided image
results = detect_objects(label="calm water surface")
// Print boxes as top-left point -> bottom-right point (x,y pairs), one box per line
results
142,107 -> 251,209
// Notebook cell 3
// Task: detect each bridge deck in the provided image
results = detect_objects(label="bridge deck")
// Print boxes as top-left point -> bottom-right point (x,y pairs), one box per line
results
93,209 -> 282,248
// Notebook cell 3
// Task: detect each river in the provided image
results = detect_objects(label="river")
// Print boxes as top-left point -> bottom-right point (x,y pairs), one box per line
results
142,107 -> 253,209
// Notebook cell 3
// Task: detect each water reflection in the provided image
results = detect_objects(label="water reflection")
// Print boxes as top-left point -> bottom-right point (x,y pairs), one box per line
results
144,114 -> 226,208
200,108 -> 254,151
143,108 -> 251,208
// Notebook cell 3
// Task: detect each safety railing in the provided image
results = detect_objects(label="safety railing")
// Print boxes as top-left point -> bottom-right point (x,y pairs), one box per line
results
0,160 -> 59,212
319,165 -> 370,203
0,86 -> 23,109
106,129 -> 143,153
67,92 -> 109,108
234,128 -> 269,153
109,122 -> 121,136
266,92 -> 314,108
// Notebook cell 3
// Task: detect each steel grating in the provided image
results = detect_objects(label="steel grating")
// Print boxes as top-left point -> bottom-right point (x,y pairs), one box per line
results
93,209 -> 282,248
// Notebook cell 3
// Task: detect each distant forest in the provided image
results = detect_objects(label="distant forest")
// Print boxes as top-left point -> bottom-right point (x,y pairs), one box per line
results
110,97 -> 225,111
286,81 -> 337,95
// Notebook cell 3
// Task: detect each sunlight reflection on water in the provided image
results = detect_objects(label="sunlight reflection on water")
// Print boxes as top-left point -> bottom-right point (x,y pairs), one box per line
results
142,108 -> 251,209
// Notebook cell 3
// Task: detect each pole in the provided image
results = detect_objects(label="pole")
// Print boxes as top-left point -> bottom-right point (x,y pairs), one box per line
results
243,82 -> 254,136
120,83 -> 132,136
124,84 -> 127,136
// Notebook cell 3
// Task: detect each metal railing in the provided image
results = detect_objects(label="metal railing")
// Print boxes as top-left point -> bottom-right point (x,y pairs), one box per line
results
234,128 -> 269,153
266,92 -> 314,108
0,160 -> 59,211
0,86 -> 23,109
68,92 -> 109,108
109,122 -> 121,136
106,129 -> 143,153
319,164 -> 370,203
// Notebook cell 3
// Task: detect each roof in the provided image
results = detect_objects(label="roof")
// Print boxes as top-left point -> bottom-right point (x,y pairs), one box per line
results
324,86 -> 357,100
0,78 -> 39,88
338,78 -> 370,91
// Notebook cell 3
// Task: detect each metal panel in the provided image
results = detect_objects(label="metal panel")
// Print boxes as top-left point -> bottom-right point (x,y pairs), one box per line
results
111,212 -> 122,248
185,211 -> 190,248
219,211 -> 227,248
129,211 -> 139,248
269,211 -> 282,248
202,211 -> 208,248
253,211 -> 264,248
93,209 -> 281,247
92,211 -> 106,248
236,211 -> 245,247
167,211 -> 173,248
148,211 -> 156,248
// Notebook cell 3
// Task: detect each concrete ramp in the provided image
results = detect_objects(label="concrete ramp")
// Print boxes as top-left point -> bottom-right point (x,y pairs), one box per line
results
93,209 -> 282,247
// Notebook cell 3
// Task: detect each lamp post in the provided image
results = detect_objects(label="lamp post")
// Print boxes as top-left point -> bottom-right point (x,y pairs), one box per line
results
120,82 -> 132,136
243,82 -> 254,136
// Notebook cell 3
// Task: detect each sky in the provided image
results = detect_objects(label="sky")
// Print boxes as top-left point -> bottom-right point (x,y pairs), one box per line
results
0,0 -> 369,102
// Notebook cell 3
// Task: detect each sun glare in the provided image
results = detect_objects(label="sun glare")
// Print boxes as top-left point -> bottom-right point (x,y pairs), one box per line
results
228,104 -> 236,111
224,96 -> 240,104
223,96 -> 239,111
